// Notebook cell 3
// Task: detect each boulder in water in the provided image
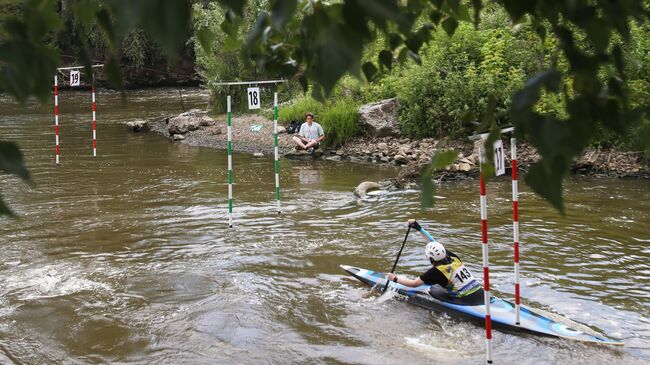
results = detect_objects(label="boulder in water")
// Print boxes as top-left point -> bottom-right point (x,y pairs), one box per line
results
168,109 -> 215,135
125,120 -> 149,132
354,181 -> 381,198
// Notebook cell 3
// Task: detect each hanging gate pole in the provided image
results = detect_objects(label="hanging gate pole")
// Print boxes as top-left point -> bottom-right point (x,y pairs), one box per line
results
479,144 -> 493,364
54,75 -> 60,164
91,76 -> 97,157
273,92 -> 281,214
227,95 -> 233,228
511,138 -> 520,325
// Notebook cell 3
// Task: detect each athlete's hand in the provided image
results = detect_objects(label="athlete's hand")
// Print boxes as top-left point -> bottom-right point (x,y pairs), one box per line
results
407,219 -> 421,231
387,273 -> 397,282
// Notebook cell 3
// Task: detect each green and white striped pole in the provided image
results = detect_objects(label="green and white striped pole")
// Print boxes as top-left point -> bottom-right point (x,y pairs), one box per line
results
227,95 -> 233,227
273,92 -> 281,214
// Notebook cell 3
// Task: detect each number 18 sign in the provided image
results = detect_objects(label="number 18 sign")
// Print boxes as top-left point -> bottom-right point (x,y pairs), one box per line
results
493,139 -> 506,176
70,70 -> 80,87
247,87 -> 260,110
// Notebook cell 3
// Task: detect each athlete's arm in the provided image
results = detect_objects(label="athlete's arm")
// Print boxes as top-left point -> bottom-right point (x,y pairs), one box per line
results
387,273 -> 424,288
408,219 -> 435,242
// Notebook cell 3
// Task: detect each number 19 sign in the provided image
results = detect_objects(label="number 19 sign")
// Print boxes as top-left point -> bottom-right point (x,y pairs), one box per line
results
70,70 -> 80,87
247,87 -> 260,110
493,139 -> 506,176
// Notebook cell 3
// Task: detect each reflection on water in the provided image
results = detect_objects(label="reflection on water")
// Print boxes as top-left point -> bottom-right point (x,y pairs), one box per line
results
0,89 -> 649,364
295,163 -> 323,185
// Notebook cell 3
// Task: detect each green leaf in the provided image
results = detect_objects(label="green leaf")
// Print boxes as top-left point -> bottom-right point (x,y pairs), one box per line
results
612,45 -> 625,76
445,0 -> 461,16
471,0 -> 482,27
299,75 -> 308,92
353,0 -> 405,31
271,0 -> 297,30
585,18 -> 611,53
429,10 -> 442,25
421,166 -> 435,208
420,149 -> 458,208
511,69 -> 561,114
104,55 -> 123,92
500,0 -> 533,22
0,141 -> 30,181
441,17 -> 458,36
73,0 -> 100,28
429,149 -> 459,170
216,0 -> 246,16
222,35 -> 241,52
196,28 -> 216,54
243,12 -> 270,54
95,9 -> 117,47
0,41 -> 60,103
303,19 -> 364,96
137,0 -> 191,62
0,195 -> 15,217
378,49 -> 393,69
389,33 -> 402,49
525,162 -> 566,214
362,61 -> 378,82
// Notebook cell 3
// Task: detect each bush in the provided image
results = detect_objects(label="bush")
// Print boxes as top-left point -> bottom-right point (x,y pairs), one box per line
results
384,16 -> 537,138
320,99 -> 360,148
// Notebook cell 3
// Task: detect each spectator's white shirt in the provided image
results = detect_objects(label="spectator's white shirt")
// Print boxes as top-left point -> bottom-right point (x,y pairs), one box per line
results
299,122 -> 324,140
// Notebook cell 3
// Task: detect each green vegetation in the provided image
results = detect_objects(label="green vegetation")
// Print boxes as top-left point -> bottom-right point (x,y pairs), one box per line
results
367,10 -> 536,138
1,0 -> 650,214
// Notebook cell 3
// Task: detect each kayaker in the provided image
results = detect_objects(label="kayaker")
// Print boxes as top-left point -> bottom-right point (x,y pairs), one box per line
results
387,220 -> 485,304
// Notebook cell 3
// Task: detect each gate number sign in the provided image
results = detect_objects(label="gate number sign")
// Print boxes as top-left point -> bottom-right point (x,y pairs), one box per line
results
247,87 -> 260,110
70,70 -> 80,87
494,139 -> 506,176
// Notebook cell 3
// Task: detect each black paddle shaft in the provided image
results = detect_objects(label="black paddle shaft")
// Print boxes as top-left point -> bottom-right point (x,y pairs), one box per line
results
383,226 -> 412,292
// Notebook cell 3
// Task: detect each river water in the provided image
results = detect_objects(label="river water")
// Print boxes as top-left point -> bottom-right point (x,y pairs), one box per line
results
0,88 -> 648,365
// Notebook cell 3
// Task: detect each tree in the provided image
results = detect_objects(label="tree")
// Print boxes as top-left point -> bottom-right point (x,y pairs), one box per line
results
0,0 -> 649,215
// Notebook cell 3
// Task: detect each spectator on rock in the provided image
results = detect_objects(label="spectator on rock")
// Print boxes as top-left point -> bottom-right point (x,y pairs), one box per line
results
292,112 -> 325,153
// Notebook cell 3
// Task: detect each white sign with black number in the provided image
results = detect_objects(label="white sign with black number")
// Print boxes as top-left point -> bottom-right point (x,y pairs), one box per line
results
247,87 -> 260,110
494,139 -> 506,176
70,70 -> 80,87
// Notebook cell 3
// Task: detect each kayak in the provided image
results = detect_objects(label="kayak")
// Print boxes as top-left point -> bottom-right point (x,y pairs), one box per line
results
341,265 -> 624,346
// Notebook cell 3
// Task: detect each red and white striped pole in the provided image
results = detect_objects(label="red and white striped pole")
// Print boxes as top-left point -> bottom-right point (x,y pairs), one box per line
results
511,138 -> 520,325
479,143 -> 493,364
54,75 -> 60,164
91,78 -> 97,157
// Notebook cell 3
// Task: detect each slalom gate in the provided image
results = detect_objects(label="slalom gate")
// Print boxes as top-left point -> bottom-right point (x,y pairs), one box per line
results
53,64 -> 104,164
213,80 -> 287,227
469,127 -> 520,364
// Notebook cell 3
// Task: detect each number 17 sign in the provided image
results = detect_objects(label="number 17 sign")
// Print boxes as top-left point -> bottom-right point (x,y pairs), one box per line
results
493,139 -> 506,176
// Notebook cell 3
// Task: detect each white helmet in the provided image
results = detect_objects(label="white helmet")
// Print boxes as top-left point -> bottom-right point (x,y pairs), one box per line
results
425,241 -> 447,262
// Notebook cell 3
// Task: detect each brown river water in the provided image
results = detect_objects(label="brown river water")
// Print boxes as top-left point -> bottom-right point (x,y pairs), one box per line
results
0,88 -> 649,364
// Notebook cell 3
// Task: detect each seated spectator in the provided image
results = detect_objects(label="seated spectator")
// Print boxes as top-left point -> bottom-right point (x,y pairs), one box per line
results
292,112 -> 325,152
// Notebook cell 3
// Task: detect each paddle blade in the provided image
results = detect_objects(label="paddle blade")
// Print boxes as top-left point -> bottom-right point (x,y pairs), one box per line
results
376,283 -> 399,303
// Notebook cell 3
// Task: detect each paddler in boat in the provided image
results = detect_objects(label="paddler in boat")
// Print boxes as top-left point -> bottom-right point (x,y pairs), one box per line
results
387,220 -> 485,305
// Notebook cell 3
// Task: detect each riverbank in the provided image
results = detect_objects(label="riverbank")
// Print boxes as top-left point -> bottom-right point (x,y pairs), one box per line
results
128,110 -> 650,183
